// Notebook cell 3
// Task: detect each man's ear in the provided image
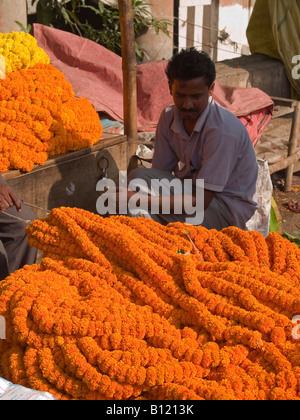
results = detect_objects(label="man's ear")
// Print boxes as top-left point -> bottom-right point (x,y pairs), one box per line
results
168,81 -> 173,96
209,82 -> 215,96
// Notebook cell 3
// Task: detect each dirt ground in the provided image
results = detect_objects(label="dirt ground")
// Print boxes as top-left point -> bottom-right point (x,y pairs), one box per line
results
272,171 -> 300,239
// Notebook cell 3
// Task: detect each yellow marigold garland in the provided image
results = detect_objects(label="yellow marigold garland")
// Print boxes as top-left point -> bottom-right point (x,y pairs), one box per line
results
1,208 -> 300,400
0,32 -> 50,74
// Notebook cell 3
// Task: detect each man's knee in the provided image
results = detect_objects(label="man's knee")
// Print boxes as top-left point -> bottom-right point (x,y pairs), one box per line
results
5,206 -> 35,240
128,167 -> 154,183
0,241 -> 9,281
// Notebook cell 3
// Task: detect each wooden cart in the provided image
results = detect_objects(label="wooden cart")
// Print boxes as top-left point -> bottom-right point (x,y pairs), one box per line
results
2,133 -> 128,218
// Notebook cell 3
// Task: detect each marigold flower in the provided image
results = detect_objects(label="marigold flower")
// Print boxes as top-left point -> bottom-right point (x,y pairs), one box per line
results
0,41 -> 103,172
0,32 -> 50,73
1,209 -> 300,400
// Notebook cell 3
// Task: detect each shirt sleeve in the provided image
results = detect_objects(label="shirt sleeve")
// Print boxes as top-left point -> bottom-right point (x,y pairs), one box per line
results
152,110 -> 179,171
197,129 -> 243,192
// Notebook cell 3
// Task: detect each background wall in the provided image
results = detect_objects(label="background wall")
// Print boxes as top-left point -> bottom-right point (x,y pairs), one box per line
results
177,0 -> 256,61
0,0 -> 27,33
136,0 -> 174,62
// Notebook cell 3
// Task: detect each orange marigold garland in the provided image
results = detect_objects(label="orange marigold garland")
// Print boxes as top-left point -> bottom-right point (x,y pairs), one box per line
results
0,208 -> 300,400
0,64 -> 103,172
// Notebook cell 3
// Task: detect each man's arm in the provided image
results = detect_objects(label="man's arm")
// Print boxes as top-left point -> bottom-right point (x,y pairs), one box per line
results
144,189 -> 216,213
112,186 -> 215,215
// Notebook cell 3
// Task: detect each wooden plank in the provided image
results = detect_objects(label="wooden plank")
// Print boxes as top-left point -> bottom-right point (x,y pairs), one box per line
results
210,0 -> 219,62
272,106 -> 295,119
202,4 -> 211,55
2,135 -> 128,218
2,134 -> 127,181
186,6 -> 195,48
269,148 -> 300,175
271,96 -> 298,108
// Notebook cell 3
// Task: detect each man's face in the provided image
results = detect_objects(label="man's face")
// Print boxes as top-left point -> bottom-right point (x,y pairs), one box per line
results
170,77 -> 215,122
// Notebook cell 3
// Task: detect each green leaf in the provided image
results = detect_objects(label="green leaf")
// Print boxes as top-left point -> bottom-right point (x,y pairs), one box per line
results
282,232 -> 300,248
32,0 -> 171,61
15,21 -> 32,33
134,41 -> 143,61
66,9 -> 79,24
98,1 -> 105,14
61,6 -> 71,24
269,206 -> 278,233
81,4 -> 101,15
36,0 -> 54,26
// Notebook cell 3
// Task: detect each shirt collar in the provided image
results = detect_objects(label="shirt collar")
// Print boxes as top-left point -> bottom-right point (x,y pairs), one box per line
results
171,96 -> 213,138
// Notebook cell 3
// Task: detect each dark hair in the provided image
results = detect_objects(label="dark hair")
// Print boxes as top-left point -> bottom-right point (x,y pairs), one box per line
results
166,48 -> 216,87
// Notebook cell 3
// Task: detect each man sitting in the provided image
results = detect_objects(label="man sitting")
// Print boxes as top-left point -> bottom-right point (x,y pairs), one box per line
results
105,48 -> 258,230
129,48 -> 258,230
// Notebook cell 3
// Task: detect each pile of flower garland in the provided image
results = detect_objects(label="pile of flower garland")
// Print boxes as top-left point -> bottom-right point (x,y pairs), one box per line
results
0,32 -> 50,74
1,208 -> 300,400
0,32 -> 103,172
0,64 -> 103,172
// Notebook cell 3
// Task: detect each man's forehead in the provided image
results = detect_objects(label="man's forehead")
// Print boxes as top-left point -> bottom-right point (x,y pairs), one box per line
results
172,77 -> 210,91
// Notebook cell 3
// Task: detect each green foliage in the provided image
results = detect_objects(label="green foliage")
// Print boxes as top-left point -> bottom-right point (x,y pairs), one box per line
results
282,232 -> 300,248
15,21 -> 32,33
270,201 -> 300,248
269,205 -> 278,233
31,0 -> 171,61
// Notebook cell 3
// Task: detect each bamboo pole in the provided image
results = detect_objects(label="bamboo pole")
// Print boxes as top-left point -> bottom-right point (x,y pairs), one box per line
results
284,102 -> 300,192
118,0 -> 139,166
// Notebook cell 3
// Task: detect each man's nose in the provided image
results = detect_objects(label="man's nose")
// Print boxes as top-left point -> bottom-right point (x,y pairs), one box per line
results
183,96 -> 193,109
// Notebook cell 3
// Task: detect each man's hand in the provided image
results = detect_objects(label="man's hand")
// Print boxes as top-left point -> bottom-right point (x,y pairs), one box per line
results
0,183 -> 21,213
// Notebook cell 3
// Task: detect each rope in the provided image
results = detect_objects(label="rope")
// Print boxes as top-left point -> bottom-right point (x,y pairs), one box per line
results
21,201 -> 51,215
1,201 -> 51,225
185,231 -> 204,262
170,29 -> 243,56
1,211 -> 32,225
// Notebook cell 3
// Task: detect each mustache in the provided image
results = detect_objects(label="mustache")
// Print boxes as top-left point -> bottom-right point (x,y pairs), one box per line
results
180,108 -> 197,113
